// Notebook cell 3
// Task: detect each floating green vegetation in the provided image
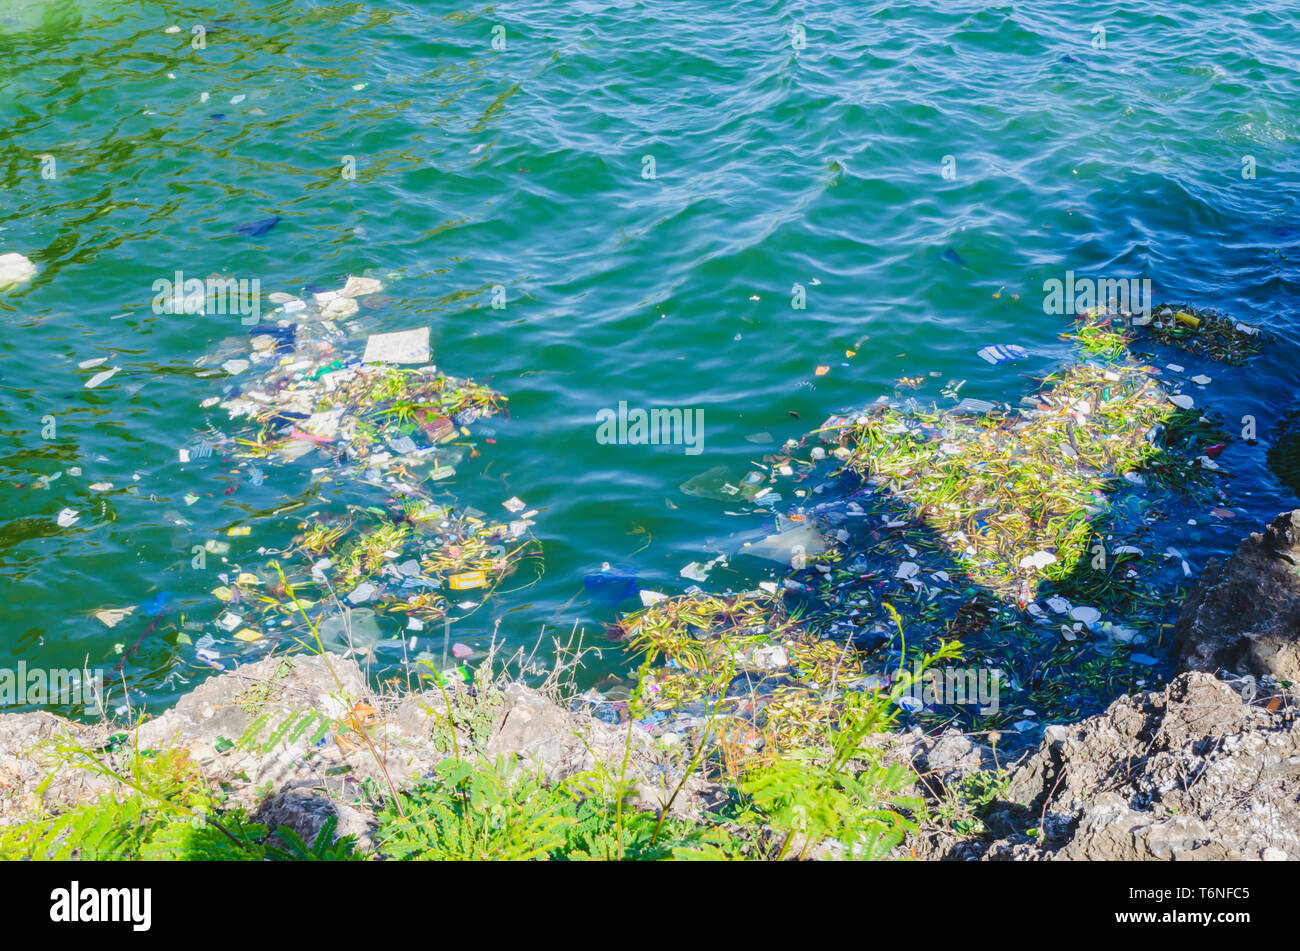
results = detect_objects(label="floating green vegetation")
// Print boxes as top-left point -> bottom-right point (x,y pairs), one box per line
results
616,590 -> 965,756
208,507 -> 539,647
223,362 -> 505,470
620,592 -> 826,707
1143,302 -> 1264,363
829,353 -> 1214,598
1063,321 -> 1130,360
318,364 -> 506,434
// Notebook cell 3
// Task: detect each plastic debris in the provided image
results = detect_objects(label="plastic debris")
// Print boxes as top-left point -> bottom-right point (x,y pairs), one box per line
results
1145,304 -> 1264,363
1018,551 -> 1057,571
94,607 -> 135,628
953,397 -> 996,414
231,216 -> 281,238
977,344 -> 1030,365
448,571 -> 486,590
585,565 -> 639,603
0,252 -> 37,290
362,327 -> 430,365
84,367 -> 120,389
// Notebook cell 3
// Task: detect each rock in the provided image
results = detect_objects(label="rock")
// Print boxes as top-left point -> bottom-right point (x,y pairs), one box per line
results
135,653 -> 366,753
1174,509 -> 1300,682
890,727 -> 996,785
929,673 -> 1300,861
0,253 -> 37,290
254,785 -> 377,853
485,683 -> 620,781
0,713 -> 113,819
480,683 -> 710,817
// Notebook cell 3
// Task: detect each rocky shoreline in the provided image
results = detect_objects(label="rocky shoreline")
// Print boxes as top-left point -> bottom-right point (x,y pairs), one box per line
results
3,509 -> 1297,860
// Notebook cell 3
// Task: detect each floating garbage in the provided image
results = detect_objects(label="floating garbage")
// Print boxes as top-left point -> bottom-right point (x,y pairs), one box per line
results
94,607 -> 134,628
610,310 -> 1264,746
362,327 -> 430,365
177,275 -> 534,672
584,564 -> 638,604
231,216 -> 281,238
201,280 -> 503,482
0,252 -> 37,290
819,339 -> 1220,597
977,344 -> 1029,365
615,590 -> 875,749
201,503 -> 537,660
84,367 -> 120,389
1144,303 -> 1265,364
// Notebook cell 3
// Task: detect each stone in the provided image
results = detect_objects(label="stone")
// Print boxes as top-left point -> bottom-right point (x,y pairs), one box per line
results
907,672 -> 1300,861
1174,510 -> 1300,682
254,786 -> 377,852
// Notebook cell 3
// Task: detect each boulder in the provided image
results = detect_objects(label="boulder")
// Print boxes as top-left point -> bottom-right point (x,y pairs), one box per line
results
911,672 -> 1300,860
1174,509 -> 1300,682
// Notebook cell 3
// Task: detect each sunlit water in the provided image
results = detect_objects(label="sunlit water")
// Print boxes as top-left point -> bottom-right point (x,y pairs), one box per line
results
1,0 -> 1298,715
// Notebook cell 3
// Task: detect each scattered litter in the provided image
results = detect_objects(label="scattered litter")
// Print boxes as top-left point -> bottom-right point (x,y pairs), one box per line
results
680,562 -> 711,582
362,327 -> 430,365
232,216 -> 281,238
84,367 -> 120,389
448,571 -> 486,590
953,397 -> 996,414
586,565 -> 638,603
339,275 -> 382,298
1146,304 -> 1265,363
1018,551 -> 1056,571
0,252 -> 38,290
94,607 -> 135,628
977,344 -> 1029,365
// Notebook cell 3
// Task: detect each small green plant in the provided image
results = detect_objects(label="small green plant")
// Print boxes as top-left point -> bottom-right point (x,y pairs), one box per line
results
929,768 -> 1011,837
0,739 -> 359,861
374,754 -> 746,861
736,641 -> 960,860
376,756 -> 573,861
